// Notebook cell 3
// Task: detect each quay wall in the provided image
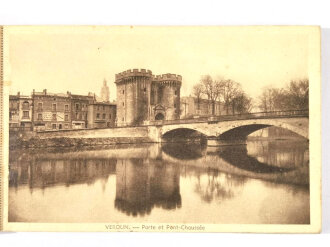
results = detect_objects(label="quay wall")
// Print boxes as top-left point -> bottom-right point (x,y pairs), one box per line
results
10,126 -> 155,149
36,126 -> 149,139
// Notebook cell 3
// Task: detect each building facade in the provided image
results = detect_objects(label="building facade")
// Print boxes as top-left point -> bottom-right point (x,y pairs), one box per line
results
115,69 -> 181,126
32,89 -> 72,131
180,96 -> 226,119
70,93 -> 95,129
87,102 -> 116,128
9,93 -> 33,131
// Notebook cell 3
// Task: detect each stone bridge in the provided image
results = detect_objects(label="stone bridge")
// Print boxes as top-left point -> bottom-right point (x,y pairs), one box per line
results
147,110 -> 309,144
35,110 -> 308,146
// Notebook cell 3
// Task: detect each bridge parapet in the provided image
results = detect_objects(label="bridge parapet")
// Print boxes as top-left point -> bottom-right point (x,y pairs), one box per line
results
150,109 -> 309,126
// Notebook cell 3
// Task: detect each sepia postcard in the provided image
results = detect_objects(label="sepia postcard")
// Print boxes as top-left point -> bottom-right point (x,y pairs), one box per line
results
0,26 -> 321,233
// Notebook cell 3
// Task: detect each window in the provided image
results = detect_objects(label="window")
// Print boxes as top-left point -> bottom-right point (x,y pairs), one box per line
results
38,102 -> 42,110
174,103 -> 176,108
75,103 -> 79,111
52,124 -> 57,129
65,114 -> 69,121
143,88 -> 146,93
76,112 -> 79,119
103,106 -> 105,110
175,90 -> 177,95
52,103 -> 57,111
9,113 -> 12,120
23,111 -> 29,119
109,114 -> 111,119
65,104 -> 69,111
122,117 -> 124,121
37,113 -> 42,120
22,101 -> 29,110
122,102 -> 124,106
96,113 -> 100,119
122,90 -> 125,94
52,114 -> 57,120
102,113 -> 106,119
97,106 -> 100,111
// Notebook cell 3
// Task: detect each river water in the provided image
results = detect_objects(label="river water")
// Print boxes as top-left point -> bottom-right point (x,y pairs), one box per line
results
8,139 -> 310,224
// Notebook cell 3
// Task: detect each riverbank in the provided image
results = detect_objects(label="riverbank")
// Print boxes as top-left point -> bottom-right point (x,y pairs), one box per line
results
9,136 -> 153,149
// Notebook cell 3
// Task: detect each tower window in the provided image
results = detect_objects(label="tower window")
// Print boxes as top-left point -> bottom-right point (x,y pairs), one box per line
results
122,90 -> 125,94
175,90 -> 177,95
143,88 -> 146,93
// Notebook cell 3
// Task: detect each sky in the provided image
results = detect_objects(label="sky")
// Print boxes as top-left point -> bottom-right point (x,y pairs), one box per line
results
5,26 -> 310,102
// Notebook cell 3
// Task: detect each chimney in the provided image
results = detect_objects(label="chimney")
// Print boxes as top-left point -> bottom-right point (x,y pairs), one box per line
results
17,91 -> 20,97
43,89 -> 47,95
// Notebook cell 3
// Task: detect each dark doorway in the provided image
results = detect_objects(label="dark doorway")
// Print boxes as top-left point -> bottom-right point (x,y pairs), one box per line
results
155,113 -> 165,120
59,124 -> 62,130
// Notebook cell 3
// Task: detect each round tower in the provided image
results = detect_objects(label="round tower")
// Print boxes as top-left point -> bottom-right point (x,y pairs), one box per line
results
152,74 -> 182,120
115,69 -> 153,126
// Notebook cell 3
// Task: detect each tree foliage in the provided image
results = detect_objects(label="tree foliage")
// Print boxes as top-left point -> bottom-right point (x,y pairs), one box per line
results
258,79 -> 309,111
194,75 -> 252,115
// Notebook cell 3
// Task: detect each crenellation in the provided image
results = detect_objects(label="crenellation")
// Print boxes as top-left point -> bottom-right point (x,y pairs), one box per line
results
115,68 -> 153,82
115,68 -> 182,126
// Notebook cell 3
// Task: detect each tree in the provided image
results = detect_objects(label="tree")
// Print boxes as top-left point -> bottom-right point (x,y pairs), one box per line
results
231,91 -> 253,114
193,83 -> 203,112
200,75 -> 223,115
258,78 -> 309,112
220,79 -> 241,114
287,79 -> 309,110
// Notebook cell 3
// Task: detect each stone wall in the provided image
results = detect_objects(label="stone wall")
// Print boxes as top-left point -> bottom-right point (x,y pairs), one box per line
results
36,126 -> 149,139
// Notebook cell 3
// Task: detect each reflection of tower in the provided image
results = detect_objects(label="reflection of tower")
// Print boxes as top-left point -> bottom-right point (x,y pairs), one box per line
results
115,158 -> 181,216
101,79 -> 110,102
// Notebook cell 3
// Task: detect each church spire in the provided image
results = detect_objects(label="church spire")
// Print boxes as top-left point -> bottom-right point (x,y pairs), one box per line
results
101,78 -> 110,102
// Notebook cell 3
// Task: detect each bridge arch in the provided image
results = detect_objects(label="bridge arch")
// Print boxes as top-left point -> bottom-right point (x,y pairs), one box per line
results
215,118 -> 308,140
161,125 -> 212,138
159,117 -> 308,141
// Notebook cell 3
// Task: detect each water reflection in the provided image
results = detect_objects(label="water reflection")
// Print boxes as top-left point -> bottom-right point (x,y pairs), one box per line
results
115,159 -> 181,216
9,139 -> 310,224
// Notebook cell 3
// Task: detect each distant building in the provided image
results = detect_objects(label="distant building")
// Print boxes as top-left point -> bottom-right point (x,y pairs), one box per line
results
9,92 -> 33,131
69,93 -> 95,129
115,69 -> 181,126
87,102 -> 116,128
100,79 -> 110,102
180,96 -> 225,119
32,89 -> 72,131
